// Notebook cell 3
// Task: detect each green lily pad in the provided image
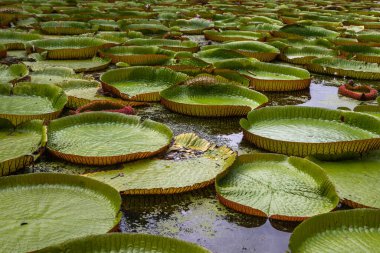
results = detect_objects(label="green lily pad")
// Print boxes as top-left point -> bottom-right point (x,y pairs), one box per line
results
353,105 -> 380,118
202,41 -> 279,62
289,209 -> 380,253
214,59 -> 311,91
170,18 -> 214,34
160,75 -> 268,117
89,19 -> 119,31
99,46 -> 174,65
58,79 -> 133,109
40,21 -> 98,35
0,63 -> 28,83
124,38 -> 199,52
240,106 -> 380,158
24,55 -> 111,73
204,30 -> 267,42
0,173 -> 121,253
0,82 -> 67,125
338,44 -> 380,63
0,119 -> 46,176
29,67 -> 91,85
216,153 -> 339,221
308,150 -> 380,208
100,66 -> 188,101
36,233 -> 211,253
0,30 -> 42,50
47,112 -> 173,165
308,57 -> 380,80
86,133 -> 236,194
273,24 -> 339,38
280,46 -> 338,64
28,37 -> 109,59
195,49 -> 248,64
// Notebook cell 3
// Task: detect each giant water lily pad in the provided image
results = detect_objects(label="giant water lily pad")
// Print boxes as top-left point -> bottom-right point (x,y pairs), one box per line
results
214,59 -> 311,91
28,37 -> 109,59
47,112 -> 173,165
0,119 -> 46,176
202,41 -> 279,62
354,105 -> 380,118
194,49 -> 248,64
170,18 -> 213,34
58,80 -> 134,109
216,154 -> 339,221
289,209 -> 380,252
240,106 -> 380,158
273,24 -> 339,38
309,151 -> 380,208
0,173 -> 121,253
40,21 -> 97,35
99,46 -> 174,65
100,66 -> 188,101
29,67 -> 91,85
279,46 -> 338,65
25,55 -> 111,72
160,76 -> 268,117
338,45 -> 380,63
0,63 -> 28,83
0,30 -> 42,50
124,38 -> 199,52
86,133 -> 236,194
0,82 -> 67,125
204,30 -> 267,42
308,57 -> 380,80
36,233 -> 211,253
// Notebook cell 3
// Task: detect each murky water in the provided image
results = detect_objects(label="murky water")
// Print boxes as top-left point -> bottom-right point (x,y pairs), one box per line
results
26,73 -> 373,253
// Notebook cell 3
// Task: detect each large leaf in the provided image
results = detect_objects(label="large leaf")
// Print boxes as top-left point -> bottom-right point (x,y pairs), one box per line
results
274,24 -> 339,38
58,79 -> 135,109
40,21 -> 97,35
0,173 -> 121,253
289,209 -> 380,252
99,46 -> 174,65
28,37 -> 109,59
100,66 -> 188,101
240,106 -> 380,159
308,150 -> 380,208
0,119 -> 46,176
280,46 -> 338,65
36,233 -> 211,253
202,41 -> 279,62
0,63 -> 28,83
308,57 -> 380,80
124,38 -> 199,52
47,112 -> 173,165
160,75 -> 268,117
170,18 -> 214,34
29,67 -> 91,85
86,133 -> 236,194
338,44 -> 380,63
0,30 -> 42,50
0,82 -> 67,125
204,30 -> 267,42
216,154 -> 339,221
24,55 -> 111,73
195,48 -> 248,64
353,105 -> 380,118
214,58 -> 311,91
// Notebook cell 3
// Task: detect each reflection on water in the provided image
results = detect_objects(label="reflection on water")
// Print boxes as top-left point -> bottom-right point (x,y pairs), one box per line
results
122,187 -> 292,253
